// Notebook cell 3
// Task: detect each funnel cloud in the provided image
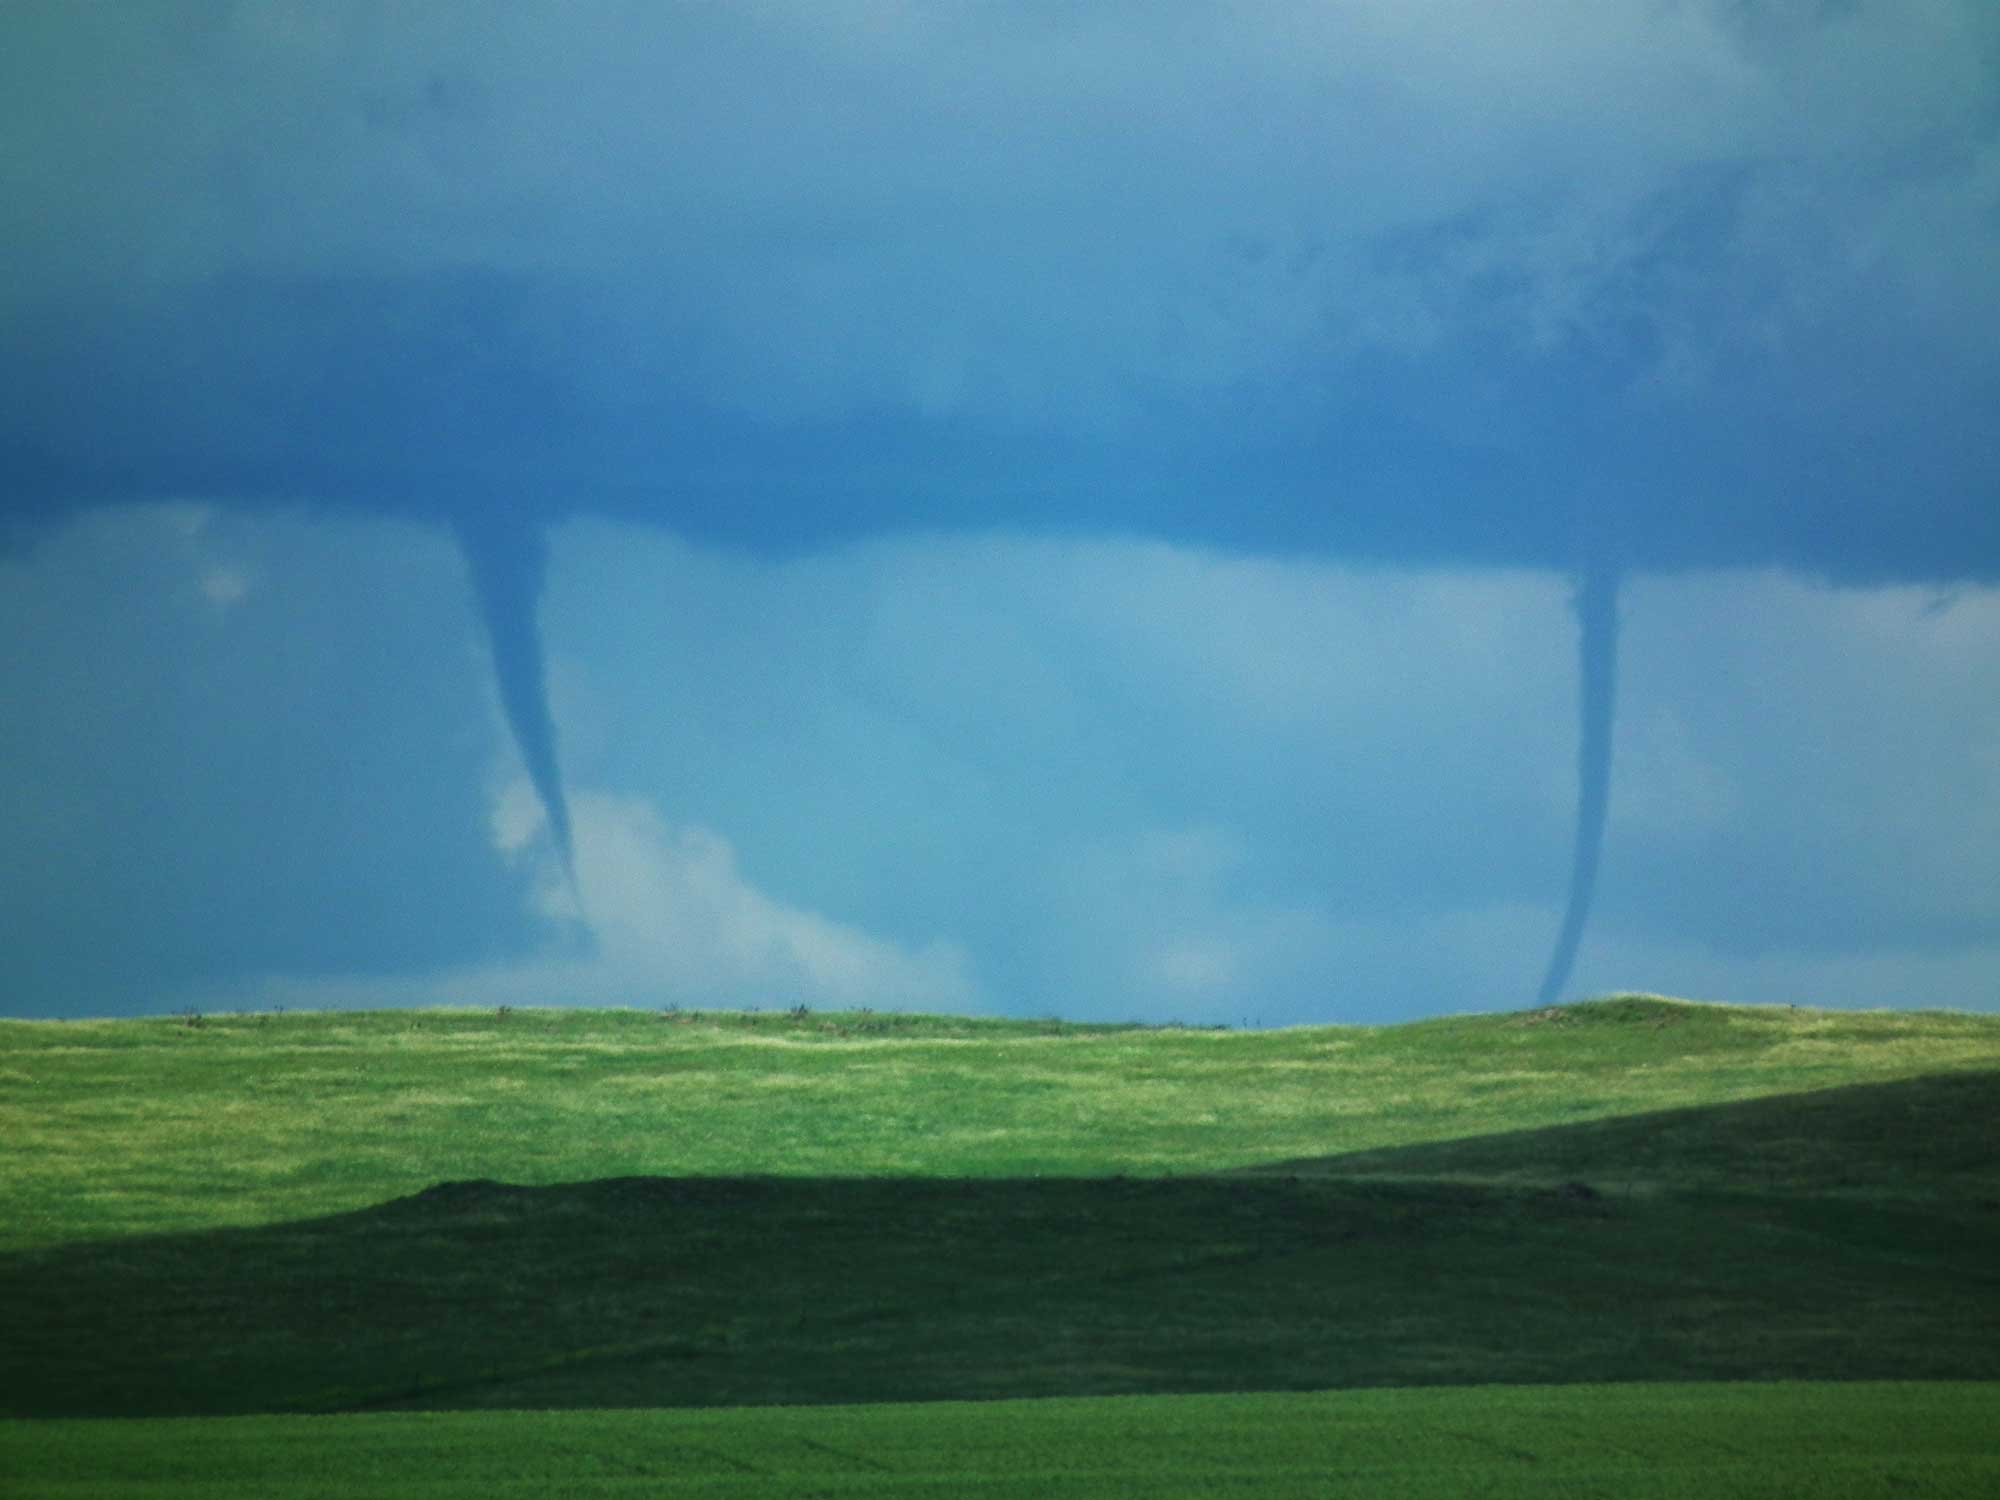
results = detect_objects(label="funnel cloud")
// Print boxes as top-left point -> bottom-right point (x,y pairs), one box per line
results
1539,564 -> 1621,1007
455,513 -> 573,880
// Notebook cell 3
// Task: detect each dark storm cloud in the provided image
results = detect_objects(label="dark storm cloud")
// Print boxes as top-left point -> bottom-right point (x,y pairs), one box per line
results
4,2 -> 1997,993
6,1 -> 1994,573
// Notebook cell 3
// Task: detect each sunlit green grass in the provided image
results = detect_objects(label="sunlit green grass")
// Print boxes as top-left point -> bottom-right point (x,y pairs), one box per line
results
6,1382 -> 1995,1499
5,996 -> 1996,1251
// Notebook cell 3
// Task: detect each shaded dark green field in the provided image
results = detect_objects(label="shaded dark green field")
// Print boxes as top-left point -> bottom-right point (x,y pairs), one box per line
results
6,1069 -> 1998,1417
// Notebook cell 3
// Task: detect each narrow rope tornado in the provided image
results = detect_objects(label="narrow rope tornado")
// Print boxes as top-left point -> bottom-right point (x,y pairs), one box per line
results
1537,561 -> 1620,1007
455,513 -> 576,883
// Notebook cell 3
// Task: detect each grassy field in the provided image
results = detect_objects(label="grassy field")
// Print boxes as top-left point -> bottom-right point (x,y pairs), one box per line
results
2,995 -> 1997,1487
4,995 -> 1995,1250
6,1383 -> 1997,1498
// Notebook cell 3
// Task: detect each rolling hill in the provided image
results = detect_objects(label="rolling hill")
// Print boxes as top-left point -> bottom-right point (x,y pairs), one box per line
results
3,995 -> 1996,1418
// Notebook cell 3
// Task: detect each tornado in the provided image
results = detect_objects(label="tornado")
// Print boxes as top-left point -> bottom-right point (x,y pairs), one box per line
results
1536,561 -> 1619,1007
454,512 -> 576,881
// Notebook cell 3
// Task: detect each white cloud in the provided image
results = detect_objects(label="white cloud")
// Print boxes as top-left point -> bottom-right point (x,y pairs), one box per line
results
212,777 -> 982,1017
499,779 -> 981,1012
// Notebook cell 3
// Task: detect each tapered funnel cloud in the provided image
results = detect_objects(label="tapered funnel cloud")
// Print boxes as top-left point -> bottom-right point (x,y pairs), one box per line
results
455,513 -> 575,881
1537,561 -> 1620,1007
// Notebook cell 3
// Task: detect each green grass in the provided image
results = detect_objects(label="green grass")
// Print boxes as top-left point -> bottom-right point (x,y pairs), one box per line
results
5,1383 -> 1996,1498
5,996 -> 1996,1250
3,994 -> 1997,1487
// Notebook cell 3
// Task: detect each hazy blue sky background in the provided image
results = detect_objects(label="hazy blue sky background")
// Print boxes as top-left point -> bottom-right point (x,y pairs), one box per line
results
4,2 -> 1996,1023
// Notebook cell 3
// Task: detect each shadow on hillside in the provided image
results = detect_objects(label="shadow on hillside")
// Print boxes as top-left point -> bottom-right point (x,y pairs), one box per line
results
4,1073 -> 1997,1419
1243,1069 -> 2000,1199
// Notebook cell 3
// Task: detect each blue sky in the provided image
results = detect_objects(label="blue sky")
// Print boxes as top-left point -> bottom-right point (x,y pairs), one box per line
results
3,2 -> 1996,1022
